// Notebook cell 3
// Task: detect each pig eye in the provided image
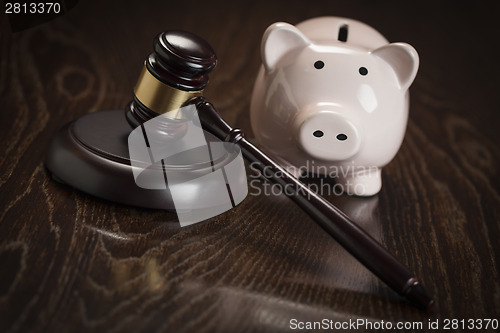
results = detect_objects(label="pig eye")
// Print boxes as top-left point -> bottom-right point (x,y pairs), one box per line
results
314,61 -> 324,69
359,67 -> 368,76
313,130 -> 324,137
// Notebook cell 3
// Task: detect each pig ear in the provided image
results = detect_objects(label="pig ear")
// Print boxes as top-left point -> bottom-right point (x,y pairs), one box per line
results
261,22 -> 311,72
372,42 -> 419,90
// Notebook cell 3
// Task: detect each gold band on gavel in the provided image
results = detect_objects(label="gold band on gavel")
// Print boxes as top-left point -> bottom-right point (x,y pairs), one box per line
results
133,64 -> 203,114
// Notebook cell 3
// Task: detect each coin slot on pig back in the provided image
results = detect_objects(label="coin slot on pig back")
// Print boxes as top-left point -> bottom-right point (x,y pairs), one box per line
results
338,24 -> 348,42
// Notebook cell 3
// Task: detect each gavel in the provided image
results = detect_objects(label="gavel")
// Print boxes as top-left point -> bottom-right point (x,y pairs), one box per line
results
46,30 -> 434,310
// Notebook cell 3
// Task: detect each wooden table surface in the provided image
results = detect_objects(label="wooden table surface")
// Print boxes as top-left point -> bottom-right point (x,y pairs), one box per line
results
1,0 -> 499,332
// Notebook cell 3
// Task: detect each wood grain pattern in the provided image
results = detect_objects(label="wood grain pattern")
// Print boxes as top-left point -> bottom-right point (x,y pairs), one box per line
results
1,0 -> 499,332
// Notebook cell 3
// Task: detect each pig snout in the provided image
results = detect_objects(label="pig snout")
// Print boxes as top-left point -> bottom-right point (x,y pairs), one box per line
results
293,109 -> 361,161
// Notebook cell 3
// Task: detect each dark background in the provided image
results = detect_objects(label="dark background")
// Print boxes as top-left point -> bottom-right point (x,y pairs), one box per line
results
1,0 -> 499,332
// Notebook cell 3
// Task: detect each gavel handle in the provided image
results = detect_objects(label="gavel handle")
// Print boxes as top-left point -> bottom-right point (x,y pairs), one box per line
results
194,97 -> 434,310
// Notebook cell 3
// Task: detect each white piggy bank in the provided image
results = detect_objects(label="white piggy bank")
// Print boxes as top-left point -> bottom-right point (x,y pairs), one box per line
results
250,17 -> 419,196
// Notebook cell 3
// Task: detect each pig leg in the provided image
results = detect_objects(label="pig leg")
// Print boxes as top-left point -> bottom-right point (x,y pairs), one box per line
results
337,167 -> 382,196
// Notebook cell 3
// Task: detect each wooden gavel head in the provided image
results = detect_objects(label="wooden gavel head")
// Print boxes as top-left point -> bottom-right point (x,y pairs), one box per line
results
125,30 -> 217,127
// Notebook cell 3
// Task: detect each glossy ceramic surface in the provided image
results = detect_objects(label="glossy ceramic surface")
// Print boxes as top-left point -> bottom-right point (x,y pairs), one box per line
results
250,17 -> 419,195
